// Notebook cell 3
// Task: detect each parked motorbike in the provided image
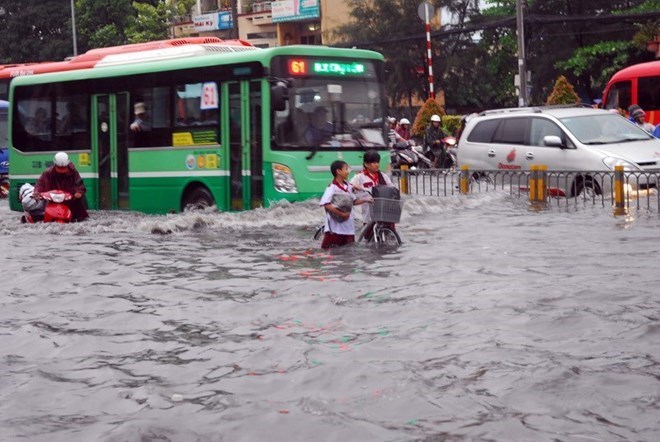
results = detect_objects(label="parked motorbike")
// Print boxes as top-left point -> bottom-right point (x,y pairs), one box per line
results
23,190 -> 74,223
390,140 -> 432,170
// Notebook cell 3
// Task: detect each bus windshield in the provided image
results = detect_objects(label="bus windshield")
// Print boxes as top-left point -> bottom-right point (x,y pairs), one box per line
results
273,77 -> 386,150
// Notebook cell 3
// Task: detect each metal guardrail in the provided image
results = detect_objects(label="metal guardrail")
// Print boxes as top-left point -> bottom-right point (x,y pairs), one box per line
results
391,167 -> 660,212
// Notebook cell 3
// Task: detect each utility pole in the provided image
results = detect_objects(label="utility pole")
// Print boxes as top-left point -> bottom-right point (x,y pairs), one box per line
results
516,0 -> 527,107
231,0 -> 239,39
70,0 -> 78,56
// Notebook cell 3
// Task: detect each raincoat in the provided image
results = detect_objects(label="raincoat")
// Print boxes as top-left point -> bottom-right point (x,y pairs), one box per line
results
35,163 -> 89,221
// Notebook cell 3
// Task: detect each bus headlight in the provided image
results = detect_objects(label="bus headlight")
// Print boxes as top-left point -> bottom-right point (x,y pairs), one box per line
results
272,163 -> 298,193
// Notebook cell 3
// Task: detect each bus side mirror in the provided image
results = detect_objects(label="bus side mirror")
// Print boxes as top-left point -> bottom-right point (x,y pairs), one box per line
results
271,84 -> 288,112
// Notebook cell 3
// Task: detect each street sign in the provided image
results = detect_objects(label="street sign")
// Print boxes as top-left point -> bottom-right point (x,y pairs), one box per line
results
417,1 -> 434,22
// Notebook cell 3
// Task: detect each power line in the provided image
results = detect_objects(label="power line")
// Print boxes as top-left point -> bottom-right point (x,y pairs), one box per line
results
333,11 -> 660,49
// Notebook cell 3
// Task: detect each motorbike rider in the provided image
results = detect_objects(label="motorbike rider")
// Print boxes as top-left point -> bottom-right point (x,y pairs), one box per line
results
387,117 -> 404,147
396,118 -> 412,141
424,114 -> 450,168
19,183 -> 46,223
33,151 -> 89,222
350,150 -> 396,239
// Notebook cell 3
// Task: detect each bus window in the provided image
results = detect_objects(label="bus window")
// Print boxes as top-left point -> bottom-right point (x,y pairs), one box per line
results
638,76 -> 660,111
173,82 -> 220,146
604,80 -> 631,111
13,97 -> 56,151
57,96 -> 88,134
130,86 -> 171,147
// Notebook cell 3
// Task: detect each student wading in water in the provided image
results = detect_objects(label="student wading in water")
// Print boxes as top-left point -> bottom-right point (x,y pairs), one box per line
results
319,160 -> 372,249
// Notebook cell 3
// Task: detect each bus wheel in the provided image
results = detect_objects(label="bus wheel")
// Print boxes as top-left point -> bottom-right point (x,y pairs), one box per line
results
183,187 -> 214,211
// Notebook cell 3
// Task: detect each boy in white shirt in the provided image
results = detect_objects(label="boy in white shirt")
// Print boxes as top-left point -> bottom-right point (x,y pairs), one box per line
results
319,160 -> 372,249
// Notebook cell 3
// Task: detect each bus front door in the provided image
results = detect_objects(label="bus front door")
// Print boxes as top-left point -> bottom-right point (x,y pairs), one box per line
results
228,81 -> 263,210
94,93 -> 130,210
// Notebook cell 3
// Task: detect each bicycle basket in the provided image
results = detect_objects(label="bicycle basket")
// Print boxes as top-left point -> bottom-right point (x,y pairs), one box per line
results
371,198 -> 404,223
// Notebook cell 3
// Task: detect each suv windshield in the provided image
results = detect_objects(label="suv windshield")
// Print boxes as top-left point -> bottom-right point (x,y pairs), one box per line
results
560,113 -> 652,145
273,78 -> 386,150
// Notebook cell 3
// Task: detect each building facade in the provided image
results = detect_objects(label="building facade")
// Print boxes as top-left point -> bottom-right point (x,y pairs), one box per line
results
171,0 -> 353,48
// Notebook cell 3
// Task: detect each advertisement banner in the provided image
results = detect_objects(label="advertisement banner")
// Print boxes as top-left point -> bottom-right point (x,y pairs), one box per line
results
218,11 -> 233,30
193,12 -> 233,32
272,0 -> 320,23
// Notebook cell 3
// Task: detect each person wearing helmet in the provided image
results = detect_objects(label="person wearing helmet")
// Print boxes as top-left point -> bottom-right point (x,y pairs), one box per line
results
19,183 -> 46,223
33,151 -> 89,221
629,106 -> 655,134
396,118 -> 411,141
424,114 -> 450,168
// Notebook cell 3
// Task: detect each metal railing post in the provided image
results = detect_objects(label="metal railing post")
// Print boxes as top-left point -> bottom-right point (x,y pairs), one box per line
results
613,165 -> 627,215
529,165 -> 538,202
460,165 -> 470,194
400,165 -> 409,195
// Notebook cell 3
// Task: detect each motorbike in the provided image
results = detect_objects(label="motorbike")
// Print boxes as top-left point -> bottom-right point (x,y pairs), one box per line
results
443,136 -> 458,169
424,136 -> 458,169
23,190 -> 74,223
390,140 -> 432,170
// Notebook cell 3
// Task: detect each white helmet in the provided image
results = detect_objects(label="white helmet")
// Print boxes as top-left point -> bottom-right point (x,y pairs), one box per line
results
430,114 -> 441,122
399,118 -> 410,125
54,151 -> 70,167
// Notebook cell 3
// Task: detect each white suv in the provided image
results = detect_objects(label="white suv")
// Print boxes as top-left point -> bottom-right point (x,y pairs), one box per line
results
457,106 -> 660,196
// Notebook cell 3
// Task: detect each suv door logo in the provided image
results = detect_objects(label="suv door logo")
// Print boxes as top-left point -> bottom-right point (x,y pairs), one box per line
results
506,148 -> 516,162
498,148 -> 521,169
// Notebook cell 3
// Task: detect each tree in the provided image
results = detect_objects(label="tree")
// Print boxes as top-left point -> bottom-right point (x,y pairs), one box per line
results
412,98 -> 444,137
0,0 -> 73,62
546,75 -> 580,105
336,0 -> 444,110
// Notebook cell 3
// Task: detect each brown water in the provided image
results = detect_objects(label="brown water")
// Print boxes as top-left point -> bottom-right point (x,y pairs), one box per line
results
1,194 -> 659,441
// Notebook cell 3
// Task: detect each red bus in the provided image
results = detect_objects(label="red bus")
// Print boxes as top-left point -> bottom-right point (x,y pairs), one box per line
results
0,37 -> 233,101
602,60 -> 660,125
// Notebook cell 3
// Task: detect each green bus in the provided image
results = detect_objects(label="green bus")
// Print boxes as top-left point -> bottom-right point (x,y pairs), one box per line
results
8,43 -> 388,214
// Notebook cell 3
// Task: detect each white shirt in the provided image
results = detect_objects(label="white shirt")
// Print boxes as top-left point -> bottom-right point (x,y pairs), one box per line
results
350,169 -> 393,223
319,181 -> 357,235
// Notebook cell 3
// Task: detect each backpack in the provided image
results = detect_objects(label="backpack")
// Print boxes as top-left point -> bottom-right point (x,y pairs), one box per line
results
371,185 -> 400,200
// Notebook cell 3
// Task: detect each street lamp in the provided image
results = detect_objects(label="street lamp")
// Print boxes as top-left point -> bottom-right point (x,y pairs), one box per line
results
71,0 -> 78,56
516,0 -> 527,107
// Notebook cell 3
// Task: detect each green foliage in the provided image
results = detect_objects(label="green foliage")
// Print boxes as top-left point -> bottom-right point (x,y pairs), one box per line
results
0,0 -> 72,62
126,1 -> 170,43
443,115 -> 462,137
546,76 -> 580,105
75,0 -> 134,51
555,41 -> 636,95
412,99 -> 445,137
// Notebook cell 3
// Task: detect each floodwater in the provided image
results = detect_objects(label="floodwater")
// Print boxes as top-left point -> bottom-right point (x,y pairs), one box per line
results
1,193 -> 659,441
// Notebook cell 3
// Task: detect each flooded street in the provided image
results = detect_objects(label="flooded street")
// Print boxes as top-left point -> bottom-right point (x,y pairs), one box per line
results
1,194 -> 659,441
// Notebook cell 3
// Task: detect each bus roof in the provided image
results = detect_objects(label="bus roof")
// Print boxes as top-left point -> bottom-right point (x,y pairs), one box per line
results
608,60 -> 660,83
0,37 -> 236,79
9,45 -> 385,88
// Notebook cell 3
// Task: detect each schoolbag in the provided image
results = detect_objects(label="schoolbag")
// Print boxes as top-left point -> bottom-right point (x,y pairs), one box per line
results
371,185 -> 400,200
